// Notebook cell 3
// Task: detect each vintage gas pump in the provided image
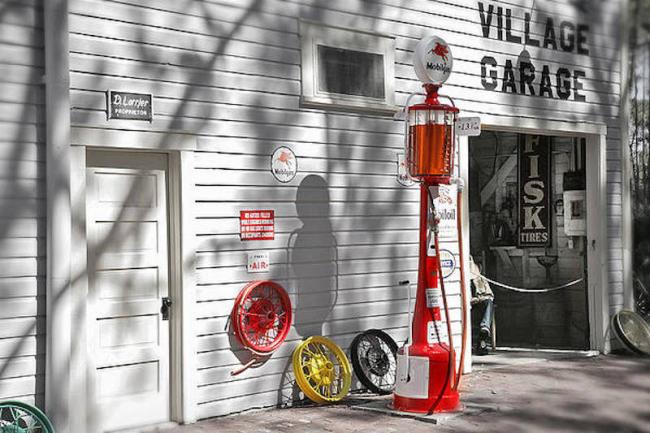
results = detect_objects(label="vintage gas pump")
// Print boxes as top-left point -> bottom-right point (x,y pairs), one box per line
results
392,35 -> 468,414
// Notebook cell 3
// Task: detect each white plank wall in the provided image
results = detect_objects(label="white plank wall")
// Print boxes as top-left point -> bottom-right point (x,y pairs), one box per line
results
0,0 -> 46,406
67,0 -> 624,419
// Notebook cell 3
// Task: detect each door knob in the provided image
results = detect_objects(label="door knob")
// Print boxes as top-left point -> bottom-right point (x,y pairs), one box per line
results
161,297 -> 172,321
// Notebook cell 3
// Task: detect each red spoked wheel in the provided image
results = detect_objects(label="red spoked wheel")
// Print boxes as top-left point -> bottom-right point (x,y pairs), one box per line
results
232,280 -> 293,355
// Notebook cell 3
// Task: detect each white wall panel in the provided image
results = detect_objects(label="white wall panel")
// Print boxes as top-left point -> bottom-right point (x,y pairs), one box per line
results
0,0 -> 46,407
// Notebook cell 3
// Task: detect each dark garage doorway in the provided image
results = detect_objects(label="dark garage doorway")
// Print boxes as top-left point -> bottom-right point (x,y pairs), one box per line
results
468,131 -> 590,350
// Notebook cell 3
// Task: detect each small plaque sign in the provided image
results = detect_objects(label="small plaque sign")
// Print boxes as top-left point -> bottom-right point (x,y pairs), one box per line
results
107,91 -> 153,121
247,251 -> 270,273
240,210 -> 275,241
456,117 -> 482,136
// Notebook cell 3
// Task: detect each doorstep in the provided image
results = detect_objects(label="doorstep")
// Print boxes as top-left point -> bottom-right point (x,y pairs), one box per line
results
471,348 -> 599,371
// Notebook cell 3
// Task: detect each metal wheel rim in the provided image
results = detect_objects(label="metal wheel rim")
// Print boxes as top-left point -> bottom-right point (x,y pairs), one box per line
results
354,333 -> 397,393
233,281 -> 292,354
365,347 -> 390,376
292,336 -> 351,403
350,330 -> 398,394
612,310 -> 650,356
0,403 -> 54,433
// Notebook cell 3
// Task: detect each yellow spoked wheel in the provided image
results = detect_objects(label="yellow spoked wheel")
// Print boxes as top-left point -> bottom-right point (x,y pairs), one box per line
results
292,336 -> 352,404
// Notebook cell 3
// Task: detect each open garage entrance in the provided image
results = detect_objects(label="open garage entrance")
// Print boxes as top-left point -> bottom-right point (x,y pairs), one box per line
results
467,132 -> 590,350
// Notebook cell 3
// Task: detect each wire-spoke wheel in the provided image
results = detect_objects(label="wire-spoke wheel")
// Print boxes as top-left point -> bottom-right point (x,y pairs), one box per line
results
611,310 -> 650,356
350,329 -> 398,394
232,281 -> 292,355
0,401 -> 55,433
292,336 -> 352,404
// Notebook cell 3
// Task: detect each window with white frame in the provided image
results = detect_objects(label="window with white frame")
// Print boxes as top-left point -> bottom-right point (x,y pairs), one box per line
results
300,21 -> 396,113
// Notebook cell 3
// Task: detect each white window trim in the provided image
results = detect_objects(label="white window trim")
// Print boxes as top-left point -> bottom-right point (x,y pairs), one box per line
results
300,20 -> 396,114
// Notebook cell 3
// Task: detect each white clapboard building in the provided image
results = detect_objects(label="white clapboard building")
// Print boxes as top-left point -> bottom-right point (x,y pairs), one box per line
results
0,0 -> 632,432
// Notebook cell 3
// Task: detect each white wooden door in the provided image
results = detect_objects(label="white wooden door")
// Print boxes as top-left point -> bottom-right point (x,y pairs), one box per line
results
86,151 -> 171,432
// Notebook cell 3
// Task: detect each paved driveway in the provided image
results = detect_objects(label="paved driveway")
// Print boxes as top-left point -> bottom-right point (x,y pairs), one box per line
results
168,352 -> 650,433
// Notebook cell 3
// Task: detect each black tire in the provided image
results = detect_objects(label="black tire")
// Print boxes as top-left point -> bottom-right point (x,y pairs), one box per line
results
350,329 -> 398,395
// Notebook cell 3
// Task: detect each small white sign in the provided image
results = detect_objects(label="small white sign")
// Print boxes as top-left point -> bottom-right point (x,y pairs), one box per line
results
456,117 -> 482,136
427,320 -> 448,345
395,354 -> 429,398
396,151 -> 414,186
271,147 -> 297,183
433,184 -> 458,240
439,249 -> 456,279
247,251 -> 270,273
425,288 -> 441,309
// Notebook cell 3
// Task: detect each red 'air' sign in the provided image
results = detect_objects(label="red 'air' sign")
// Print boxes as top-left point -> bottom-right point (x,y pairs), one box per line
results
240,210 -> 275,241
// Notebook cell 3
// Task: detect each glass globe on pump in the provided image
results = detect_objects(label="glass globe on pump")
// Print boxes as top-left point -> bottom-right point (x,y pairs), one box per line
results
406,36 -> 459,184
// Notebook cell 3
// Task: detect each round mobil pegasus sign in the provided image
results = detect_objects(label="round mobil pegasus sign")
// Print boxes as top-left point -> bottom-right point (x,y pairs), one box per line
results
413,36 -> 453,85
271,146 -> 297,183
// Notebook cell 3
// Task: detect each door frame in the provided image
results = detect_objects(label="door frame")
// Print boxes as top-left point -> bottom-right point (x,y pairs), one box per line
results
460,118 -> 609,361
68,146 -> 197,433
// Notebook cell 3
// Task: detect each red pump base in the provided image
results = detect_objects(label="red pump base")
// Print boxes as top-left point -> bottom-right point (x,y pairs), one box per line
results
392,184 -> 462,414
392,344 -> 460,413
393,393 -> 460,414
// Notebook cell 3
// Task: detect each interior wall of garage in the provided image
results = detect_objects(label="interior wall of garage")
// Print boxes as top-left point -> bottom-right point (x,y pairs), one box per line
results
60,0 -> 628,421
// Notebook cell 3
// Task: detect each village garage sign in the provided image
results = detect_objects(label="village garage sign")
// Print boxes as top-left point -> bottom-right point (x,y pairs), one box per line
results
478,2 -> 589,102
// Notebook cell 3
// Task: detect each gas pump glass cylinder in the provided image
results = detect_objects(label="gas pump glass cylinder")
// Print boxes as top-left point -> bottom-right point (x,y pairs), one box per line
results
407,108 -> 455,181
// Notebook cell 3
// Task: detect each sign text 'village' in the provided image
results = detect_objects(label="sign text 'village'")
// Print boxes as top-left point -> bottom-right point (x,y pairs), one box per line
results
478,2 -> 590,102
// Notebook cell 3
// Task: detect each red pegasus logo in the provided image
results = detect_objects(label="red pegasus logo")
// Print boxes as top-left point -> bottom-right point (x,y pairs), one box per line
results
277,150 -> 293,166
431,43 -> 449,61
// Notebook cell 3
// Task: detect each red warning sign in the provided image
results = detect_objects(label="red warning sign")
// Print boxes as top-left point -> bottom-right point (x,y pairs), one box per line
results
240,210 -> 275,241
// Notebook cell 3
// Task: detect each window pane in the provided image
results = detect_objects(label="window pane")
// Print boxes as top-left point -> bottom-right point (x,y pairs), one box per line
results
317,45 -> 385,99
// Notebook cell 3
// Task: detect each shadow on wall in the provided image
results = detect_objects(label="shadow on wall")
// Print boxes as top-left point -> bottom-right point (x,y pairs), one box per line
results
276,174 -> 339,407
289,175 -> 338,339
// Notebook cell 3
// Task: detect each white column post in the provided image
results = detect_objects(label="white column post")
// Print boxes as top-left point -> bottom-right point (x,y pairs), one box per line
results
459,135 -> 472,374
179,151 -> 198,423
586,133 -> 610,353
44,0 -> 72,432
